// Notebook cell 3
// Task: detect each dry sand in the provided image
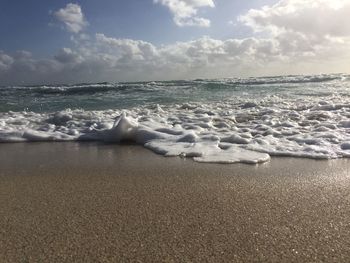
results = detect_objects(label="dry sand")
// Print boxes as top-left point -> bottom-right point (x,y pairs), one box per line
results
1,142 -> 350,262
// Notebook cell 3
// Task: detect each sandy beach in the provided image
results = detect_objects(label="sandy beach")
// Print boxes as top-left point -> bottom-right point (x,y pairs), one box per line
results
1,142 -> 350,262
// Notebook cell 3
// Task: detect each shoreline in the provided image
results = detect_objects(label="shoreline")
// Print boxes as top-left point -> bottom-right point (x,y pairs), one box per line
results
1,142 -> 350,261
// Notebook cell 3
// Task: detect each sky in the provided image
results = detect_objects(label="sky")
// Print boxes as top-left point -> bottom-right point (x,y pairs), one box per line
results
0,0 -> 349,85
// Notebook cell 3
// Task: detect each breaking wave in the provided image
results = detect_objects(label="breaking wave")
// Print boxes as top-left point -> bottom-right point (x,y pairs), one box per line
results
1,73 -> 350,164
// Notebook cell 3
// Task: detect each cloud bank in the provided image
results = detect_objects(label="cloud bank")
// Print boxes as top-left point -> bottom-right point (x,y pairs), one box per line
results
1,0 -> 350,85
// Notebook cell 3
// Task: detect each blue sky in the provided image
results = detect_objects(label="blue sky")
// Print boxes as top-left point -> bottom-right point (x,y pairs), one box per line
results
0,0 -> 349,84
0,0 -> 275,55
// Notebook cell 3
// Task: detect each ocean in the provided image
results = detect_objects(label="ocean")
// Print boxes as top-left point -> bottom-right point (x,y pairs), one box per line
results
1,73 -> 350,164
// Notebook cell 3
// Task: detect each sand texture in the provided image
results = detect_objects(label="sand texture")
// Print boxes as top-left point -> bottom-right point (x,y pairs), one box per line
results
1,142 -> 350,262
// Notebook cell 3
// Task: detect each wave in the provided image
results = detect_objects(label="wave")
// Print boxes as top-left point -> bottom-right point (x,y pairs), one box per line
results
202,74 -> 346,87
1,93 -> 350,164
1,73 -> 347,93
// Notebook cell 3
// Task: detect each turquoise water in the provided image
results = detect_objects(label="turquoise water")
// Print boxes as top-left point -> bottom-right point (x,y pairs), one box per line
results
1,74 -> 348,113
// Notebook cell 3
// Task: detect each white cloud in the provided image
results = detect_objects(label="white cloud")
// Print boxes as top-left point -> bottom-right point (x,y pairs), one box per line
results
0,51 -> 14,71
95,33 -> 159,61
239,0 -> 350,38
236,0 -> 350,68
154,0 -> 214,27
54,3 -> 88,33
54,48 -> 83,64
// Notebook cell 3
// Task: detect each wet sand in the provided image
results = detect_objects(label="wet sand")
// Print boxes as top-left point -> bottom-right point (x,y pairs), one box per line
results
1,142 -> 350,262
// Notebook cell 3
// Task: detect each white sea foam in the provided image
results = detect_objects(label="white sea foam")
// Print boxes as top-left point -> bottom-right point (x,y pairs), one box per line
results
1,87 -> 350,164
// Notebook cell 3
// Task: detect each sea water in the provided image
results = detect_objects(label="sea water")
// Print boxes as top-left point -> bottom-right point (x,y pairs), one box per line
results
1,74 -> 350,164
